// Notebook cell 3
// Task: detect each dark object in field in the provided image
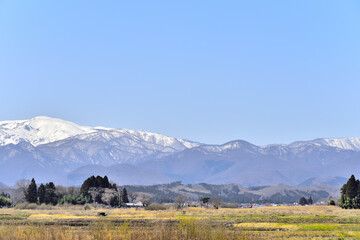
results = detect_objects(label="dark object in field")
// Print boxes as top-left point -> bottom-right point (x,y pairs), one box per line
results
97,212 -> 107,216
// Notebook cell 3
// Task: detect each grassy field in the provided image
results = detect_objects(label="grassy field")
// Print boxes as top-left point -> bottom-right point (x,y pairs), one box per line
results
1,205 -> 360,239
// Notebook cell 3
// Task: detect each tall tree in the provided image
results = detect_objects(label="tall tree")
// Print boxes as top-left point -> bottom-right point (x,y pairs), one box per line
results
38,184 -> 46,204
103,176 -> 110,188
122,188 -> 129,203
26,178 -> 37,203
299,196 -> 308,206
80,177 -> 93,196
45,182 -> 57,205
340,174 -> 360,209
346,175 -> 358,199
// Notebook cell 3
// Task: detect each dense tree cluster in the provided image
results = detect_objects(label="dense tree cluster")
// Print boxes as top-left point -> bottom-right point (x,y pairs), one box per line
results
298,196 -> 312,206
339,175 -> 360,209
25,178 -> 59,205
80,175 -> 116,196
80,175 -> 121,206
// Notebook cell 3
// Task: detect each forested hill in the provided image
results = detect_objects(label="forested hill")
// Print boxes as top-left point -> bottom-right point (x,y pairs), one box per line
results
124,182 -> 339,204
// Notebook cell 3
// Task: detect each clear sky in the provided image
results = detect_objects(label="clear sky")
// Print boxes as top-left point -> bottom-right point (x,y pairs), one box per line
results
0,1 -> 359,145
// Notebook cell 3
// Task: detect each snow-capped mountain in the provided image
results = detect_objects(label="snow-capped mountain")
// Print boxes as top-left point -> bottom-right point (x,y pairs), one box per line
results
0,116 -> 95,146
0,116 -> 201,184
0,116 -> 358,187
311,138 -> 360,151
0,116 -> 200,150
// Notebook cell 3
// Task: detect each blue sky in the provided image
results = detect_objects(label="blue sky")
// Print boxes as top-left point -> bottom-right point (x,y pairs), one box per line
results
0,1 -> 359,145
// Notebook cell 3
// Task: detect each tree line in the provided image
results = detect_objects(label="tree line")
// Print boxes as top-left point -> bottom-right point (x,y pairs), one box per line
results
21,176 -> 130,207
25,178 -> 59,205
298,196 -> 313,206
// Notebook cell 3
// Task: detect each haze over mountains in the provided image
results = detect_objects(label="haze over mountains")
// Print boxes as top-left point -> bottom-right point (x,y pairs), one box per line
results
0,116 -> 358,187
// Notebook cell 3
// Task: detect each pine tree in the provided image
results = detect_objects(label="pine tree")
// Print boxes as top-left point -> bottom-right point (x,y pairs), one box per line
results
307,196 -> 313,205
122,188 -> 129,203
299,196 -> 308,206
340,174 -> 360,209
80,177 -> 92,196
45,182 -> 57,205
103,176 -> 110,188
110,195 -> 119,207
38,184 -> 46,204
26,178 -> 37,203
346,175 -> 358,199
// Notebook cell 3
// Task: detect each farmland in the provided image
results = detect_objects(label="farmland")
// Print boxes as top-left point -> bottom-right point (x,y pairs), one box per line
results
1,205 -> 360,239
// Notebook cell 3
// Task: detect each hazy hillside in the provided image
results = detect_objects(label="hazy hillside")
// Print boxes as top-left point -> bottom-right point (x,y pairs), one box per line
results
60,164 -> 172,186
124,181 -> 339,204
142,140 -> 357,186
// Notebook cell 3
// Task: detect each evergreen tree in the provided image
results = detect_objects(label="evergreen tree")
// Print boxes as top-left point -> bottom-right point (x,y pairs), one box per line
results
346,175 -> 358,199
45,182 -> 57,205
81,175 -> 113,197
95,176 -> 102,188
26,178 -> 37,203
103,176 -> 110,188
38,184 -> 46,204
110,195 -> 120,207
340,174 -> 360,209
307,196 -> 313,205
299,196 -> 308,206
122,188 -> 129,203
80,176 -> 93,196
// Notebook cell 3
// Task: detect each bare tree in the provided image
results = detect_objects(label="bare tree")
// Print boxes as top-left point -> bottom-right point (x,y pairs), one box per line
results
56,185 -> 80,197
11,179 -> 30,204
209,197 -> 223,209
137,193 -> 151,206
128,191 -> 137,203
174,194 -> 187,209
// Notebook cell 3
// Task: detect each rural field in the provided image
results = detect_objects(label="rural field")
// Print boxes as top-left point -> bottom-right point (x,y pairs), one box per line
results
1,205 -> 360,239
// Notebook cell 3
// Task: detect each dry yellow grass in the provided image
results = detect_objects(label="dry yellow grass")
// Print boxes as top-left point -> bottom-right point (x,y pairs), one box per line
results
2,205 -> 360,239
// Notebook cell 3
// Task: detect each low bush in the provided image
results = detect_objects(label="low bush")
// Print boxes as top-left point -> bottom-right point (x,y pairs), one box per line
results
37,203 -> 55,210
58,194 -> 90,205
145,203 -> 168,211
14,202 -> 37,209
220,203 -> 239,208
0,196 -> 12,207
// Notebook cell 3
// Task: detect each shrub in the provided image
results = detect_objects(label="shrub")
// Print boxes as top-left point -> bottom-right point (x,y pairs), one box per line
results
58,194 -> 90,205
220,203 -> 239,208
145,203 -> 168,210
37,203 -> 55,210
15,202 -> 37,209
329,200 -> 336,206
0,196 -> 12,207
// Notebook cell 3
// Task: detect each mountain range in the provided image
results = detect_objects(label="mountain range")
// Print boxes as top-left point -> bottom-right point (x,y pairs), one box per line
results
0,116 -> 358,188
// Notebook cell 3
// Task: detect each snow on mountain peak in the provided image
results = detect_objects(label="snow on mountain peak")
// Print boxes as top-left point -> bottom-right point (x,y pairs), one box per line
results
0,116 -> 95,146
0,116 -> 201,151
314,137 -> 360,151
